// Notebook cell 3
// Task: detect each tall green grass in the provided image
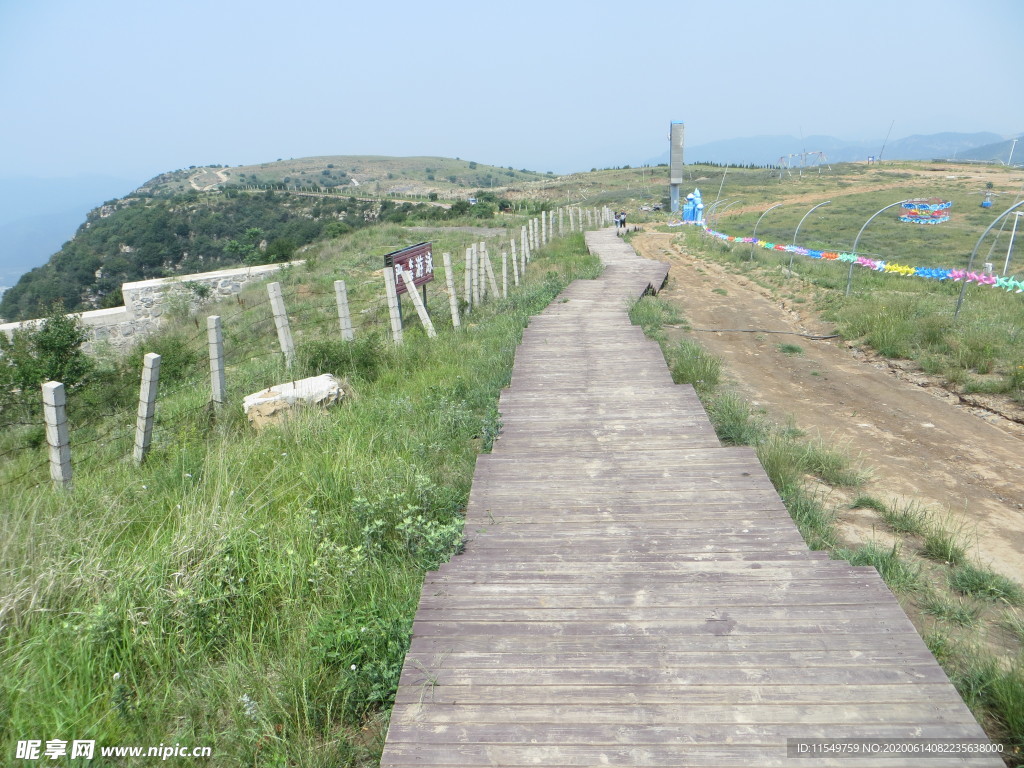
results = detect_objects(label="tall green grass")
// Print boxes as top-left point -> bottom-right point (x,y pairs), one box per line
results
0,228 -> 599,765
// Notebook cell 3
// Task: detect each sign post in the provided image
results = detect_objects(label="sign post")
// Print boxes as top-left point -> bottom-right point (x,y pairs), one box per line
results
384,242 -> 435,321
385,242 -> 435,297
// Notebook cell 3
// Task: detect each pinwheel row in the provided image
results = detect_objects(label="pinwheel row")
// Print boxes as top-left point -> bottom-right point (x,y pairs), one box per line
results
703,228 -> 1024,293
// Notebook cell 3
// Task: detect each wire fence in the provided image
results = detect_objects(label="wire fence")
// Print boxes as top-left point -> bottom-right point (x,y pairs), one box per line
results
0,206 -> 610,491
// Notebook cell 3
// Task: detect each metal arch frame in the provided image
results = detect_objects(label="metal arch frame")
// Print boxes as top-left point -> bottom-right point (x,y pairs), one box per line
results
954,199 -> 1024,318
844,200 -> 911,296
789,201 -> 832,274
750,203 -> 784,261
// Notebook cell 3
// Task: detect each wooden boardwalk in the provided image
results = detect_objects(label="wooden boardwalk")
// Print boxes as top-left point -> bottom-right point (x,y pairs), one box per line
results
380,230 -> 1002,767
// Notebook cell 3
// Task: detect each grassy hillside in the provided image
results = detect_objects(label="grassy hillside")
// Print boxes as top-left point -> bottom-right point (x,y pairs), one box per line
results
0,154 -> 562,322
0,216 -> 601,766
141,156 -> 554,198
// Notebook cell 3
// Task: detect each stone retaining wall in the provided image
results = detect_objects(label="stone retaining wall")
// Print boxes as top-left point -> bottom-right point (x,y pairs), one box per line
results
0,261 -> 298,354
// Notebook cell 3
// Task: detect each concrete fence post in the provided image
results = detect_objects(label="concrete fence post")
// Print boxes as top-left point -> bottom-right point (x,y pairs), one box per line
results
267,282 -> 295,367
475,241 -> 483,303
477,243 -> 485,302
383,266 -> 403,344
482,247 -> 499,298
334,279 -> 354,341
568,207 -> 576,232
207,316 -> 226,407
477,243 -> 491,300
501,250 -> 508,298
464,247 -> 473,310
441,252 -> 461,328
471,244 -> 480,306
41,381 -> 72,488
559,207 -> 564,237
133,352 -> 161,465
399,271 -> 436,338
541,210 -> 547,246
511,239 -> 520,286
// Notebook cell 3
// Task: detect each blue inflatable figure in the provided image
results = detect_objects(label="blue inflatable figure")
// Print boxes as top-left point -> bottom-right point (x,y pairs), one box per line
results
682,189 -> 704,225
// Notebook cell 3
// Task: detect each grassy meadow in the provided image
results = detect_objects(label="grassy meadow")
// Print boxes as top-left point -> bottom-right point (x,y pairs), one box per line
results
652,160 -> 1024,404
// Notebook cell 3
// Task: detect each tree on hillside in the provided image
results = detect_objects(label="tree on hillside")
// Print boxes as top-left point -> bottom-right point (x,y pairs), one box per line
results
223,228 -> 264,266
0,304 -> 92,413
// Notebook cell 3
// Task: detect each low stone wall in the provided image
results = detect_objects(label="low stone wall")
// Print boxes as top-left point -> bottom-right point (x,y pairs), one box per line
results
0,261 -> 298,354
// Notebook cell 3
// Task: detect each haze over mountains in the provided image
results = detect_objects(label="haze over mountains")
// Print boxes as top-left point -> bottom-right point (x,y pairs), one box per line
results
672,131 -> 1018,167
0,175 -> 137,290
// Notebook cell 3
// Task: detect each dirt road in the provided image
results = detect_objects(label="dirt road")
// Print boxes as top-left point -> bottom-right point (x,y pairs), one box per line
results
633,231 -> 1024,583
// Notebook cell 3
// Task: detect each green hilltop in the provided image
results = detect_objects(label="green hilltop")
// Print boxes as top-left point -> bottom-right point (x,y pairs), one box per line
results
0,156 -> 560,322
138,155 -> 553,197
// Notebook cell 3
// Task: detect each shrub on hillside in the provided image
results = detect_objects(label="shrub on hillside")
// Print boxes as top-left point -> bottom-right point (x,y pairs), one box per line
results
0,305 -> 92,413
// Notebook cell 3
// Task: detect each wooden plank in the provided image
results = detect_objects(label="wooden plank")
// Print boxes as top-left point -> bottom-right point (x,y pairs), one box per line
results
409,603 -> 916,625
385,721 -> 988,744
397,663 -> 951,689
380,742 -> 1001,768
414,588 -> 896,610
408,616 -> 918,639
401,647 -> 943,669
395,682 -> 968,706
405,629 -> 930,655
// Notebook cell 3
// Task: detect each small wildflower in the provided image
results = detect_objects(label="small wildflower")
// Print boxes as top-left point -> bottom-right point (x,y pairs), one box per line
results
350,664 -> 357,671
239,694 -> 259,722
112,672 -> 121,681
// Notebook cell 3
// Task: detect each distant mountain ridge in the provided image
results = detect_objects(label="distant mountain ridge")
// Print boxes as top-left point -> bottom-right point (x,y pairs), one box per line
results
956,135 -> 1024,164
656,131 -> 1008,166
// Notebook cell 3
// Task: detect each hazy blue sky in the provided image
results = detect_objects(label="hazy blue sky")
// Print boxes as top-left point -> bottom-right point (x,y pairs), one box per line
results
1,0 -> 1022,184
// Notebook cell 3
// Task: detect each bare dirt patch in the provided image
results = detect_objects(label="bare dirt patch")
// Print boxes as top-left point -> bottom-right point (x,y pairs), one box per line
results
633,230 -> 1024,583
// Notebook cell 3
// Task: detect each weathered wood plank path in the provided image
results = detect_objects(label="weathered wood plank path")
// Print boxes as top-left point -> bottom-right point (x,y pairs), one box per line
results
380,230 -> 1001,766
